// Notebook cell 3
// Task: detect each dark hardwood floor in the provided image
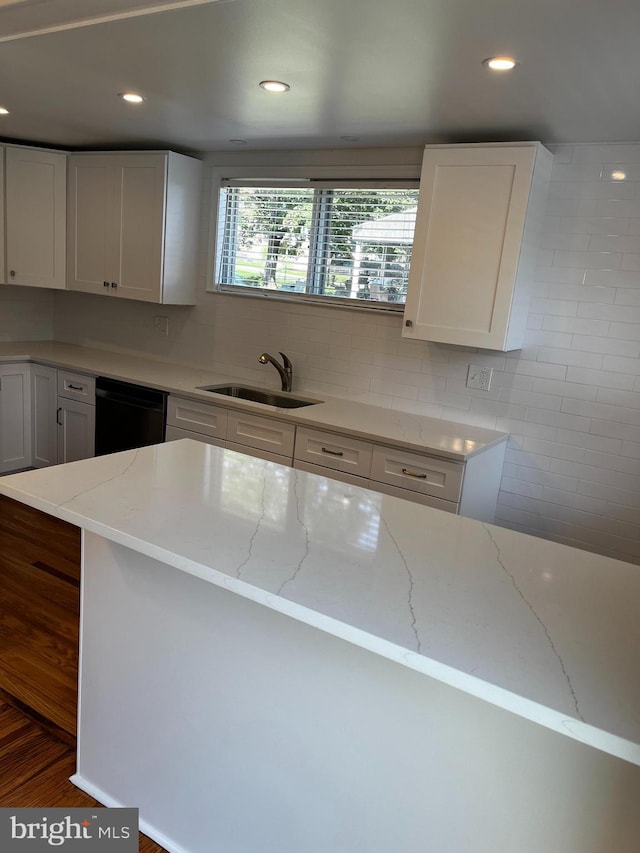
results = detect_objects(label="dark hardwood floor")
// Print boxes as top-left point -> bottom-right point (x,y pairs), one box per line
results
0,494 -> 166,852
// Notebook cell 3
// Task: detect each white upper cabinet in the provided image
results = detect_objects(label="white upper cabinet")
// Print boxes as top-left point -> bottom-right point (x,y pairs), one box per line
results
67,151 -> 202,304
402,143 -> 552,351
4,146 -> 67,290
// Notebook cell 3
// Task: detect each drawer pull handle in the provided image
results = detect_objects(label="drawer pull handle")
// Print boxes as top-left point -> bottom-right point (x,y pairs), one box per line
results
68,383 -> 84,391
321,447 -> 344,457
401,467 -> 427,479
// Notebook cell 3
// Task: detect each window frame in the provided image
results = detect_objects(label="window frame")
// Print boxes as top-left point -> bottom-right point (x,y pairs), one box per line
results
207,163 -> 420,314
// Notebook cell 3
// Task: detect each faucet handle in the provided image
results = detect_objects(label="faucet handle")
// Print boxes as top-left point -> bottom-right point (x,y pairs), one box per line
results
279,352 -> 293,372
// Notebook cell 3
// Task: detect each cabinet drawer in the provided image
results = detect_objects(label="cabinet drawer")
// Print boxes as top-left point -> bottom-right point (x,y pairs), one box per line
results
226,440 -> 292,467
294,427 -> 373,478
370,445 -> 463,502
167,396 -> 228,440
293,459 -> 370,489
371,480 -> 458,514
165,424 -> 225,448
57,370 -> 95,404
227,412 -> 295,459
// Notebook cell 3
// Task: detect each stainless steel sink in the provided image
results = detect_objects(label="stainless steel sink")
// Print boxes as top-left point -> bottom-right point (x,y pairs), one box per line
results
196,384 -> 321,409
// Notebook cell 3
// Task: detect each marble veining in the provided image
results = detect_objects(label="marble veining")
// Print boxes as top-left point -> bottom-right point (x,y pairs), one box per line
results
483,523 -> 583,722
1,439 -> 639,767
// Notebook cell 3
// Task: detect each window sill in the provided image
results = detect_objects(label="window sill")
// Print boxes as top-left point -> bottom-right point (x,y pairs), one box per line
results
210,284 -> 405,315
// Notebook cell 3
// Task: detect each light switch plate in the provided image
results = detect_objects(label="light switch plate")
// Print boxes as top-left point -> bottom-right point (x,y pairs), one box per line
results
154,316 -> 169,336
466,364 -> 493,391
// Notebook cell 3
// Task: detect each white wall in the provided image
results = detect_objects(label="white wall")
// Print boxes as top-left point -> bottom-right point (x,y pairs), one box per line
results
53,143 -> 640,565
0,285 -> 53,340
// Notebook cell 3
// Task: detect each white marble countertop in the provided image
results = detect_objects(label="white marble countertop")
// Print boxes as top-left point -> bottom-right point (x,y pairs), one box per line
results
1,438 -> 639,766
0,341 -> 506,460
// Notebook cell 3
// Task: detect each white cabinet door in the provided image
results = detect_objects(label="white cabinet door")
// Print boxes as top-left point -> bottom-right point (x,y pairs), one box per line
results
114,155 -> 166,303
403,143 -> 552,351
0,363 -> 31,473
5,146 -> 66,290
67,155 -> 115,295
67,151 -> 200,304
57,397 -> 95,463
31,364 -> 58,467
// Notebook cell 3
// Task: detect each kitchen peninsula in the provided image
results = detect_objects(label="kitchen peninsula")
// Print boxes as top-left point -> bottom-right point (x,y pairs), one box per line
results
1,439 -> 639,852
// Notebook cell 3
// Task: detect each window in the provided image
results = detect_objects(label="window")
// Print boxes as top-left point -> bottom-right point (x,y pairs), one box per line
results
215,181 -> 419,309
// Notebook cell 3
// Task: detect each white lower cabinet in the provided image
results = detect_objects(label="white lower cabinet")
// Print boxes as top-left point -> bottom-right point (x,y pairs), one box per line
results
166,395 -> 295,465
57,371 -> 96,463
0,363 -> 31,473
166,397 -> 505,522
294,426 -> 505,523
31,364 -> 58,467
165,424 -> 225,448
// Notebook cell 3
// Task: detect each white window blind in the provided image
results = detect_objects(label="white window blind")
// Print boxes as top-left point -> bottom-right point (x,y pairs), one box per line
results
216,182 -> 419,307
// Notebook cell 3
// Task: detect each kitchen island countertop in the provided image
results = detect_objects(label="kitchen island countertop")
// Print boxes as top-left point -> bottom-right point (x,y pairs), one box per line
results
1,437 -> 639,768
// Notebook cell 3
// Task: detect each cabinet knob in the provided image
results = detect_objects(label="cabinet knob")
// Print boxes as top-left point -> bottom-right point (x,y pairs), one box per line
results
111,282 -> 118,288
9,270 -> 15,278
405,319 -> 413,327
103,281 -> 109,288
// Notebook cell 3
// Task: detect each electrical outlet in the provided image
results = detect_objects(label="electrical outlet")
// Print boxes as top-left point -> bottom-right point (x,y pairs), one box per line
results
466,364 -> 493,391
154,316 -> 169,336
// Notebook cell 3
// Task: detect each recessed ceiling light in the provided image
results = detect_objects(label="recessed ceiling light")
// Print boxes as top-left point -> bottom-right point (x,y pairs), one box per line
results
259,80 -> 290,93
0,107 -> 9,115
229,139 -> 247,145
118,92 -> 146,103
611,170 -> 626,181
483,56 -> 518,71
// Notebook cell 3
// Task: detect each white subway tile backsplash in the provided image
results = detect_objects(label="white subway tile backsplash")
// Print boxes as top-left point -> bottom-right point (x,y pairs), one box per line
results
589,419 -> 640,442
588,235 -> 640,253
548,180 -> 635,200
500,477 -> 544,499
544,216 -> 630,236
614,288 -> 640,306
620,254 -> 640,271
595,387 -> 640,408
602,354 -> 640,375
515,467 -> 579,492
547,285 -> 615,304
529,298 -> 578,317
541,233 -> 590,251
572,144 -> 640,163
525,408 -> 592,432
550,163 -> 603,182
543,316 -> 609,335
552,250 -> 622,269
571,335 -> 639,357
594,199 -> 640,218
537,346 -> 603,369
504,359 -> 567,380
560,397 -> 628,422
525,330 -> 573,348
534,266 -> 587,284
500,388 -> 562,411
566,364 -> 635,389
622,441 -> 640,459
531,377 -> 597,399
583,269 -> 640,289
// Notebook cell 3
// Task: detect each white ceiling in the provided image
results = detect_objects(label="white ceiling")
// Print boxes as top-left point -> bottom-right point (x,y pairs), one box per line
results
1,0 -> 639,152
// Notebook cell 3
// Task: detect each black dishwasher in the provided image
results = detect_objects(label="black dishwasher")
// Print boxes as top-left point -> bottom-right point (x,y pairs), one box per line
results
95,377 -> 167,456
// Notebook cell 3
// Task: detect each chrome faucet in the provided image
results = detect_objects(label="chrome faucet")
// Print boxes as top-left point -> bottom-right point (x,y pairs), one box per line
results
258,351 -> 293,392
